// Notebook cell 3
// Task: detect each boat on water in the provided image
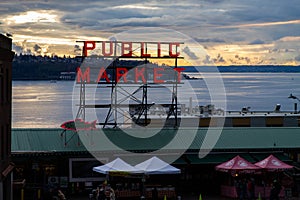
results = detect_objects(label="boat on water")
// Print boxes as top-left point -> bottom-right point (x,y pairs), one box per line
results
59,72 -> 76,80
182,73 -> 200,79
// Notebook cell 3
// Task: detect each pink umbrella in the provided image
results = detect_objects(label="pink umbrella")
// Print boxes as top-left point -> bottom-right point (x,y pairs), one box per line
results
255,155 -> 293,199
215,155 -> 260,173
254,154 -> 293,171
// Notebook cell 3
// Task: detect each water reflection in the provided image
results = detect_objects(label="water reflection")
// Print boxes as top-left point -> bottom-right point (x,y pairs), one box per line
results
12,73 -> 300,128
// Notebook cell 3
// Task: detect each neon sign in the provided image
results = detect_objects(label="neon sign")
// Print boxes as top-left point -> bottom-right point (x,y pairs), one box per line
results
76,41 -> 184,84
79,41 -> 182,58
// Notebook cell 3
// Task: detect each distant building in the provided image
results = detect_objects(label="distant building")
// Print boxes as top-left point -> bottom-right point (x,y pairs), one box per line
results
0,34 -> 15,199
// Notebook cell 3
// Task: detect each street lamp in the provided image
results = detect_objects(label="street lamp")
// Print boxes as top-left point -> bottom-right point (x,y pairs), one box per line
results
288,93 -> 300,101
288,93 -> 300,113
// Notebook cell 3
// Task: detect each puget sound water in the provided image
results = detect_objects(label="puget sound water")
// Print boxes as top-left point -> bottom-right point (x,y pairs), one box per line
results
12,72 -> 300,128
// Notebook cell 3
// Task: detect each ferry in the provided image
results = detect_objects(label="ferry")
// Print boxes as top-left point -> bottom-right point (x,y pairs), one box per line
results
59,72 -> 76,80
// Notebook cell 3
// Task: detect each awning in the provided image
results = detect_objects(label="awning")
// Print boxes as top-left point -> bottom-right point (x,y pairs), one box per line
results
93,158 -> 142,175
184,153 -> 256,164
254,154 -> 293,170
134,156 -> 181,175
215,155 -> 260,173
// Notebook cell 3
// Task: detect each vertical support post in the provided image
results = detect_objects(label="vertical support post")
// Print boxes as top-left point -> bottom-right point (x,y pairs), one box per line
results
173,45 -> 178,127
21,188 -> 24,200
38,188 -> 41,199
0,182 -> 3,200
76,78 -> 86,120
103,41 -> 118,128
76,49 -> 86,121
144,43 -> 148,126
10,172 -> 13,200
113,41 -> 118,128
189,97 -> 193,115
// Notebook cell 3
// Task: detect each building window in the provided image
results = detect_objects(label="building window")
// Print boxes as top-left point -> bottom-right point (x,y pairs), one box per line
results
232,117 -> 251,127
266,117 -> 283,127
69,158 -> 107,182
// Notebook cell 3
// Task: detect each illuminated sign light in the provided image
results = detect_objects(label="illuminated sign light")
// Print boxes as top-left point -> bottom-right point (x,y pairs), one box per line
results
76,67 -> 184,84
76,41 -> 184,84
77,41 -> 183,58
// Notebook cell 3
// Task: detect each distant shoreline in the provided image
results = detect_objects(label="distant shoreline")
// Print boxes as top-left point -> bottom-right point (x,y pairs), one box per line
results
12,79 -> 74,81
12,54 -> 300,80
183,65 -> 300,73
12,65 -> 300,81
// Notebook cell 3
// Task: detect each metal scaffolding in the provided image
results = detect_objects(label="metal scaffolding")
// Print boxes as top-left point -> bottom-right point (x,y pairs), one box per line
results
75,41 -> 183,128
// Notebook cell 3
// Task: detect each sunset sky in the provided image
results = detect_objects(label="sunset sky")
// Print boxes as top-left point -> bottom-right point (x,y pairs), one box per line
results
1,0 -> 300,65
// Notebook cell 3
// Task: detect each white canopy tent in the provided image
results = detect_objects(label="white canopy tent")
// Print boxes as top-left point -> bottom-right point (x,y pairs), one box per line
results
92,157 -> 142,175
93,156 -> 180,198
134,156 -> 181,175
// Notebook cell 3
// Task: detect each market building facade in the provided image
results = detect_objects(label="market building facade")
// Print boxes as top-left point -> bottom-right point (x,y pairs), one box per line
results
11,127 -> 300,199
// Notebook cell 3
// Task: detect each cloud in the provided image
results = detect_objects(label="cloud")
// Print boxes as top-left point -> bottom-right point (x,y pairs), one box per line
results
12,43 -> 23,54
278,36 -> 300,42
203,0 -> 225,3
4,10 -> 58,24
221,19 -> 300,29
295,55 -> 300,61
74,44 -> 81,55
182,46 -> 199,60
195,38 -> 226,43
213,53 -> 226,63
12,40 -> 32,55
225,0 -> 300,24
249,39 -> 265,45
203,55 -> 213,64
33,44 -> 42,54
0,0 -> 299,64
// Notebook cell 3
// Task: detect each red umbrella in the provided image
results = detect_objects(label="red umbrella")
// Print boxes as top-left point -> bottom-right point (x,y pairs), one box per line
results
254,154 -> 293,171
215,155 -> 260,173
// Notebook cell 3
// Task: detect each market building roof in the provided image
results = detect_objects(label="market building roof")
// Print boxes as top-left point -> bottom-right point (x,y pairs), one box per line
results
12,127 -> 300,153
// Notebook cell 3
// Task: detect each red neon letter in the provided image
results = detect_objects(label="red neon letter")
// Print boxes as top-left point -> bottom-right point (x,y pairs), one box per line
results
135,67 -> 146,83
140,42 -> 151,57
96,67 -> 110,83
116,68 -> 128,83
76,67 -> 90,83
174,68 -> 185,82
157,42 -> 161,57
169,43 -> 180,57
121,42 -> 132,57
83,41 -> 96,57
153,68 -> 165,83
102,41 -> 113,56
